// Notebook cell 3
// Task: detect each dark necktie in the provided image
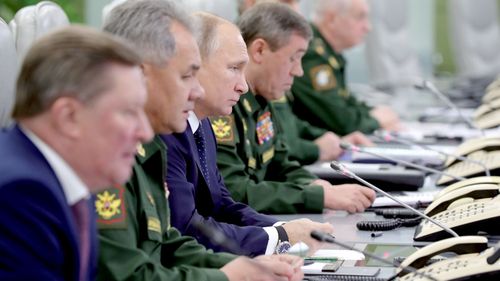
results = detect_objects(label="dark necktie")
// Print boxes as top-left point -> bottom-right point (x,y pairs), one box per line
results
194,125 -> 210,186
71,198 -> 90,281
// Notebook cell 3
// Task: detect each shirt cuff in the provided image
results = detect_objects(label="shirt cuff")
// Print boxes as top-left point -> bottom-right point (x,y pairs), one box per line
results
263,226 -> 279,255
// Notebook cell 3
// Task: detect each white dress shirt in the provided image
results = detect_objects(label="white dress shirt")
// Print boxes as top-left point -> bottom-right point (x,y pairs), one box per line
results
21,126 -> 89,205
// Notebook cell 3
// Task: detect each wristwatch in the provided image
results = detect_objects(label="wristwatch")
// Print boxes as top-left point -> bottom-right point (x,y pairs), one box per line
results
275,225 -> 291,254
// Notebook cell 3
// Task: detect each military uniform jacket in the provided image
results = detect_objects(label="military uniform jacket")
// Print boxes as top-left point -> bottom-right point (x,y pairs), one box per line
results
95,136 -> 235,281
272,92 -> 327,165
291,24 -> 380,135
161,119 -> 277,256
212,91 -> 324,214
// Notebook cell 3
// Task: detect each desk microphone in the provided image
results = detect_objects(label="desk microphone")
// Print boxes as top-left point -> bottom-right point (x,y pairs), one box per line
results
415,79 -> 483,134
310,230 -> 438,281
340,142 -> 466,182
375,130 -> 491,177
330,161 -> 459,238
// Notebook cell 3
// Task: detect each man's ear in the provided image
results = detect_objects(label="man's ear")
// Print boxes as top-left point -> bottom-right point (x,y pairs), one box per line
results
247,38 -> 269,64
49,97 -> 83,139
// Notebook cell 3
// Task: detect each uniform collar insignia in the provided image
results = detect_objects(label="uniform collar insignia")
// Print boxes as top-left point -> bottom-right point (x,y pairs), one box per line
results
243,99 -> 252,113
137,143 -> 146,157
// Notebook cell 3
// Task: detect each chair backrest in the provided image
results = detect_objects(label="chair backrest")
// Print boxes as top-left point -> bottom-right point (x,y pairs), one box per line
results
365,0 -> 422,88
0,17 -> 18,128
10,1 -> 69,60
448,0 -> 500,78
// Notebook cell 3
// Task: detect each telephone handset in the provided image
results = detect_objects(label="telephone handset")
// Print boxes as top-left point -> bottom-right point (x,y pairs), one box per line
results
474,106 -> 500,129
397,236 -> 488,276
444,137 -> 500,167
414,194 -> 500,241
437,150 -> 500,186
435,176 -> 500,199
424,184 -> 500,217
395,236 -> 500,281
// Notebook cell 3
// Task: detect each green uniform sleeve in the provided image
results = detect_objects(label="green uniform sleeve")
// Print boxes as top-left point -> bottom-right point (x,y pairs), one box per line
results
295,113 -> 327,140
292,78 -> 380,135
216,143 -> 324,214
97,183 -> 235,281
271,100 -> 324,165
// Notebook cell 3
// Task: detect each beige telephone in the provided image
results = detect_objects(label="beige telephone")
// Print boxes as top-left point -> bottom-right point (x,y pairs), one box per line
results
395,236 -> 500,281
437,137 -> 500,186
413,190 -> 500,241
435,176 -> 500,199
474,79 -> 500,129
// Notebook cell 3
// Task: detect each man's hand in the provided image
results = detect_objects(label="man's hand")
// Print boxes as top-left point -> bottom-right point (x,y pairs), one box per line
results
314,132 -> 342,161
283,218 -> 334,255
370,105 -> 401,131
341,131 -> 374,146
323,184 -> 376,213
221,255 -> 304,281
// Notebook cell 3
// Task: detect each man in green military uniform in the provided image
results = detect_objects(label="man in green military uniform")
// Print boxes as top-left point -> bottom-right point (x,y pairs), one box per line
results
291,0 -> 400,136
213,3 -> 375,214
272,91 -> 373,165
95,1 -> 303,280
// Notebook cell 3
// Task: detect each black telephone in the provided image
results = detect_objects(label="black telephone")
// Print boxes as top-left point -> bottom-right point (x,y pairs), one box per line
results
437,137 -> 500,186
395,236 -> 500,280
413,178 -> 500,241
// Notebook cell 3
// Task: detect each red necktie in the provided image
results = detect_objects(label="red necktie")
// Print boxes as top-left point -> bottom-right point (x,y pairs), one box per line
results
71,199 -> 90,281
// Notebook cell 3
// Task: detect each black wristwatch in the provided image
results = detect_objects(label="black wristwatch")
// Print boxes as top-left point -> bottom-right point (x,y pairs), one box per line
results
275,225 -> 291,254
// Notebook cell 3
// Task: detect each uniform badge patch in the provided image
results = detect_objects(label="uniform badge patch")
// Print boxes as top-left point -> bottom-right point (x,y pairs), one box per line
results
95,185 -> 127,229
256,112 -> 274,145
147,217 -> 162,234
262,146 -> 275,164
248,157 -> 257,169
310,65 -> 336,91
211,116 -> 235,145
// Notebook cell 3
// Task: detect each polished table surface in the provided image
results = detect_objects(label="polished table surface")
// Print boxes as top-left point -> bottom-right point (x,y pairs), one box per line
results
274,210 -> 429,247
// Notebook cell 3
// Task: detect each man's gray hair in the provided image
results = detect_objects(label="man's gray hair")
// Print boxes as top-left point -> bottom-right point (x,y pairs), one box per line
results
193,12 -> 230,60
237,2 -> 311,51
313,0 -> 351,22
103,0 -> 195,66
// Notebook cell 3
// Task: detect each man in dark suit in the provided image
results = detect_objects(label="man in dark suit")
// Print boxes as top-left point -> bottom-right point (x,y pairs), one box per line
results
0,26 -> 153,280
162,12 -> 333,257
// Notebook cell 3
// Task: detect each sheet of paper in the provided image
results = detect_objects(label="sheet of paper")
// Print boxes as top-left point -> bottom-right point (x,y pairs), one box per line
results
310,249 -> 365,260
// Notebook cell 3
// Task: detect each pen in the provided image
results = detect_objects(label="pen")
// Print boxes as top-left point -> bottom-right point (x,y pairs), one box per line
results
371,231 -> 383,238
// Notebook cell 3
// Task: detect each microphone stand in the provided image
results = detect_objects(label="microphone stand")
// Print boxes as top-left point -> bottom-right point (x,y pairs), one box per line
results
340,142 -> 467,182
416,79 -> 485,135
375,130 -> 491,177
330,161 -> 459,238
